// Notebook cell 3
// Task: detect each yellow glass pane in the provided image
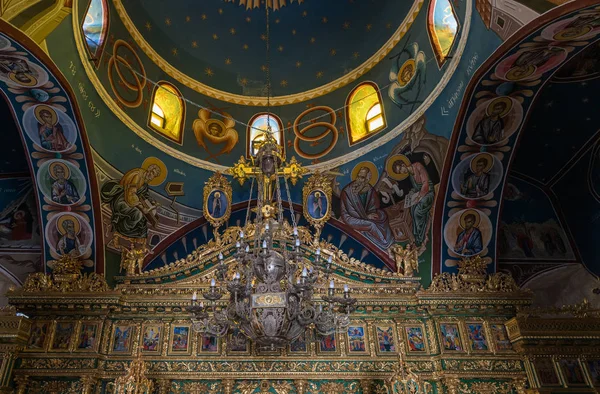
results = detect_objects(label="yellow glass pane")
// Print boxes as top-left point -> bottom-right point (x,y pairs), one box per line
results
149,83 -> 184,143
347,83 -> 385,145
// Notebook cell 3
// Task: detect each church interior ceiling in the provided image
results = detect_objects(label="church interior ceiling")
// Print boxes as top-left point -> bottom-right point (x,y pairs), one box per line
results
2,0 -> 600,393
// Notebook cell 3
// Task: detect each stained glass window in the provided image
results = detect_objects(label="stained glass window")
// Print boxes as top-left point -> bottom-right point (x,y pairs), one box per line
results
81,0 -> 108,67
247,113 -> 284,157
148,83 -> 185,144
427,0 -> 459,67
346,82 -> 386,146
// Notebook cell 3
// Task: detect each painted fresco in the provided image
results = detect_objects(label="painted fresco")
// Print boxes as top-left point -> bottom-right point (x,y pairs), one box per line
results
0,178 -> 40,249
437,4 -> 600,274
0,32 -> 101,272
100,157 -> 166,240
498,177 -> 574,261
329,116 -> 448,271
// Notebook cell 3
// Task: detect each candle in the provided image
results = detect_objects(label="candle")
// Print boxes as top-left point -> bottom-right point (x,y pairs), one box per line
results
329,280 -> 335,289
218,252 -> 223,261
295,238 -> 300,247
293,227 -> 298,236
327,255 -> 333,264
240,230 -> 244,238
344,284 -> 349,293
302,267 -> 308,277
245,245 -> 250,253
234,272 -> 240,280
210,278 -> 216,288
316,248 -> 321,256
236,241 -> 241,248
199,301 -> 204,309
192,291 -> 197,301
265,222 -> 270,231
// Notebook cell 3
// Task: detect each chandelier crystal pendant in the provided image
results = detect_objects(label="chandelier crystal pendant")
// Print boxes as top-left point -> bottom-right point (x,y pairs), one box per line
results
187,136 -> 357,350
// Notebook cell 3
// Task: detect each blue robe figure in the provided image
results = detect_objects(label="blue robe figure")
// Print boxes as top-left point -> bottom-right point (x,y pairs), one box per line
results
454,213 -> 483,256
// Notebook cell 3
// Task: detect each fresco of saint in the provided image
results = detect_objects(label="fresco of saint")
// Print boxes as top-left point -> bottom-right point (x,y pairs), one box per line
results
35,106 -> 70,152
0,56 -> 37,85
340,166 -> 394,250
50,162 -> 80,204
454,212 -> 483,256
56,218 -> 83,256
472,100 -> 508,145
460,156 -> 491,198
101,159 -> 164,239
392,156 -> 434,249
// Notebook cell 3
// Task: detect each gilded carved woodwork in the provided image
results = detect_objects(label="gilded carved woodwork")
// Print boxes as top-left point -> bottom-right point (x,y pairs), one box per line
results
8,228 -> 600,392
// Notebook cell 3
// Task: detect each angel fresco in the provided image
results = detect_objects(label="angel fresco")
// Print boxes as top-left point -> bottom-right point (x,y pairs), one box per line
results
101,158 -> 166,239
192,108 -> 239,161
388,41 -> 427,113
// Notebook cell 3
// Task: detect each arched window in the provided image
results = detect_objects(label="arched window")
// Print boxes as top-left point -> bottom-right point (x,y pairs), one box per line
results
427,0 -> 459,68
247,113 -> 284,157
346,82 -> 386,146
81,0 -> 109,68
148,82 -> 185,144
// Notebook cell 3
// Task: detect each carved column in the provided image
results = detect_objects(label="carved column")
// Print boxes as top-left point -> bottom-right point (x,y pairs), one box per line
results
14,375 -> 28,394
80,375 -> 100,394
294,379 -> 308,394
156,379 -> 171,394
0,351 -> 16,392
442,377 -> 461,394
360,379 -> 373,394
223,379 -> 235,394
512,377 -> 528,394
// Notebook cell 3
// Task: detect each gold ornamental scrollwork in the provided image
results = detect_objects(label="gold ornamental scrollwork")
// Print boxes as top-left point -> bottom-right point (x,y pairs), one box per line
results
302,172 -> 333,243
21,254 -> 109,293
203,172 -> 233,239
425,255 -> 521,293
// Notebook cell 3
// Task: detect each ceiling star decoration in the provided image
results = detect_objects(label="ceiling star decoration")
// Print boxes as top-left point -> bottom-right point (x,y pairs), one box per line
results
224,0 -> 305,11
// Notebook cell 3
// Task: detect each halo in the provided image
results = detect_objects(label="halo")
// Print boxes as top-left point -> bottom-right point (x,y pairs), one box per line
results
205,118 -> 226,136
553,25 -> 592,41
351,161 -> 378,186
9,71 -> 37,87
397,59 -> 416,87
57,214 -> 81,235
141,157 -> 167,186
314,191 -> 322,198
485,97 -> 512,118
470,153 -> 494,173
505,64 -> 536,81
386,154 -> 412,181
213,191 -> 221,198
34,104 -> 58,126
48,161 -> 70,180
459,209 -> 481,229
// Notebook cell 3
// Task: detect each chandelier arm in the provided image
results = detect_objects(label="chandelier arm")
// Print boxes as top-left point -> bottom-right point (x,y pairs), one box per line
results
283,175 -> 298,231
244,176 -> 255,228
